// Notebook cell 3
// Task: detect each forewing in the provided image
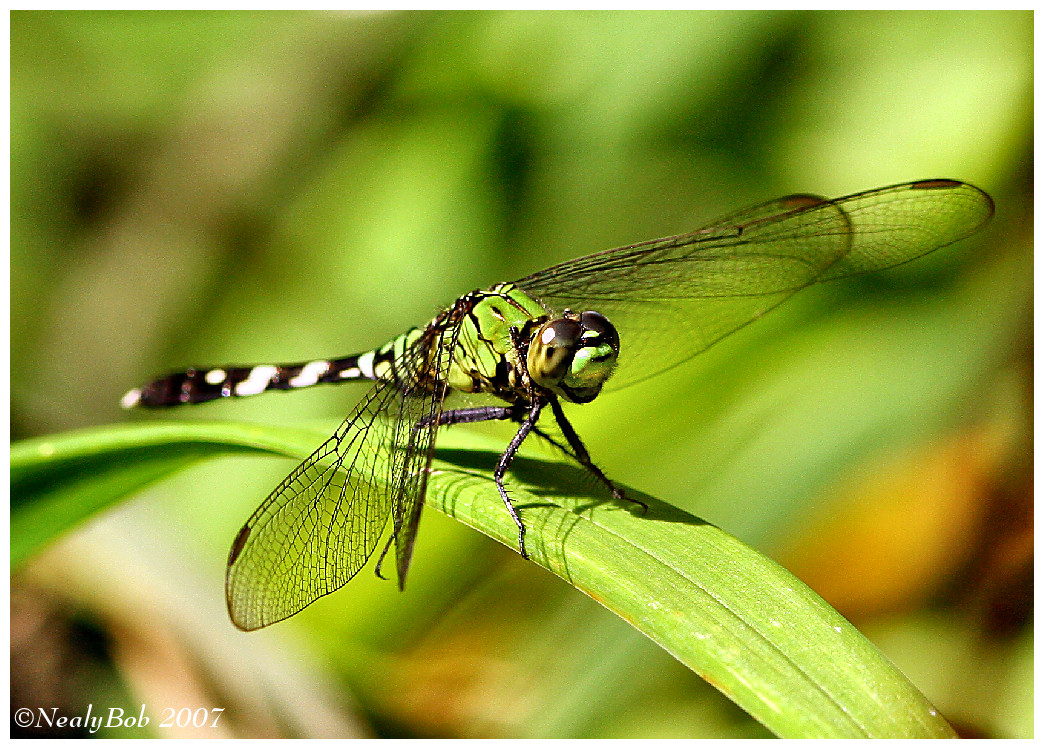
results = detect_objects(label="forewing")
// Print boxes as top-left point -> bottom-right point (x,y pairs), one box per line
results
516,180 -> 993,388
226,354 -> 419,630
387,318 -> 458,589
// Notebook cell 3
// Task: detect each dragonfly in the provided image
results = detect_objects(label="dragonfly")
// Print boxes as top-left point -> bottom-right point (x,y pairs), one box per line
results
123,178 -> 993,631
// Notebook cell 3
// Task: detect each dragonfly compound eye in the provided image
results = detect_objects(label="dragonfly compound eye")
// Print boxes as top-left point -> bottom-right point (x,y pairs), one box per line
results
559,311 -> 620,403
528,318 -> 583,390
579,311 -> 619,354
527,312 -> 620,403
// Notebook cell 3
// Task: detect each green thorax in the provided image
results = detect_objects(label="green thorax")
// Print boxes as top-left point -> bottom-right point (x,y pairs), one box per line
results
444,282 -> 549,399
364,281 -> 619,406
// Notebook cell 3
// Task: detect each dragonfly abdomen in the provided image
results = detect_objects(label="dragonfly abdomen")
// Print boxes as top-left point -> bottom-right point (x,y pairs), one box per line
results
122,333 -> 422,408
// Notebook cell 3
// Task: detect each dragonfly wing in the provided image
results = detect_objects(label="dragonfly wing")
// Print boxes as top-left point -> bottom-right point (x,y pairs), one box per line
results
225,331 -> 445,630
516,180 -> 994,389
386,320 -> 458,589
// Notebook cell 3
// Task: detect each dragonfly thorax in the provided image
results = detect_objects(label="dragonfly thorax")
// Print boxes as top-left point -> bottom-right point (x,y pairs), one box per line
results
527,310 -> 619,404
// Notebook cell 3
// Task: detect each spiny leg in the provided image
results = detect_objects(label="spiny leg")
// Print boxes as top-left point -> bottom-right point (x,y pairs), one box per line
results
494,400 -> 545,559
548,397 -> 648,514
402,396 -> 544,560
428,404 -> 517,427
530,423 -> 575,458
376,403 -> 530,577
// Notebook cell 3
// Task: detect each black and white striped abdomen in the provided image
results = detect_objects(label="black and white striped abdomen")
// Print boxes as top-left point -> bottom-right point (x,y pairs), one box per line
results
123,352 -> 387,409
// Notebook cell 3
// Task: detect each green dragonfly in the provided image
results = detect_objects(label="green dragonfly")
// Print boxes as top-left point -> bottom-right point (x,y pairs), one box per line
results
124,179 -> 993,630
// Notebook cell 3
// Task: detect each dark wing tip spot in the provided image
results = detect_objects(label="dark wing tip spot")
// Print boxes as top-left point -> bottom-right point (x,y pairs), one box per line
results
910,179 -> 963,190
779,194 -> 829,211
228,524 -> 251,566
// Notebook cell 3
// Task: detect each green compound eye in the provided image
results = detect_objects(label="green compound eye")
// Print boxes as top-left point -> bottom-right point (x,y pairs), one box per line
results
528,318 -> 583,388
579,311 -> 618,355
526,312 -> 621,404
562,312 -> 620,403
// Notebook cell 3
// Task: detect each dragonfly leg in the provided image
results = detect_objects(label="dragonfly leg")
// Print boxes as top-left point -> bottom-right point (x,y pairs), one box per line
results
548,397 -> 648,514
374,534 -> 395,580
495,399 -> 545,558
413,405 -> 524,442
530,424 -> 573,456
429,405 -> 517,427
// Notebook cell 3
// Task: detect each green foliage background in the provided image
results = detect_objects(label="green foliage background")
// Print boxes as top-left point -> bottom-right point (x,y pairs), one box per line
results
11,10 -> 1031,738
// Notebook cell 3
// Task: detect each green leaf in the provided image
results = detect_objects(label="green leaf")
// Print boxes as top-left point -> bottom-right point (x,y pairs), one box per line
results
11,421 -> 955,738
10,421 -> 319,569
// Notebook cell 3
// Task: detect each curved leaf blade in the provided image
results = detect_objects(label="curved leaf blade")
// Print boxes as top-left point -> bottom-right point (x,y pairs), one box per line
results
10,421 -> 954,737
11,421 -> 320,568
427,447 -> 955,738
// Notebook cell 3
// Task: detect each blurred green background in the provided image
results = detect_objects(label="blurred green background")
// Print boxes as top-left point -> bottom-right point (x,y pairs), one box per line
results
11,10 -> 1031,738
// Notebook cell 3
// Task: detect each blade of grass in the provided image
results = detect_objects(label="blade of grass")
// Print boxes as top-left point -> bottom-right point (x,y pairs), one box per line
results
428,446 -> 955,738
11,421 -> 321,568
11,421 -> 955,737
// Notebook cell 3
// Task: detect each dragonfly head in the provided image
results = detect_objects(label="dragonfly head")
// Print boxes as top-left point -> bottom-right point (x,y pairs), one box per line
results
528,310 -> 619,404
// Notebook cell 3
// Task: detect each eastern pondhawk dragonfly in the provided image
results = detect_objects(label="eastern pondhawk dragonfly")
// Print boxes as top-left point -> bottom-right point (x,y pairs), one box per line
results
124,179 -> 993,630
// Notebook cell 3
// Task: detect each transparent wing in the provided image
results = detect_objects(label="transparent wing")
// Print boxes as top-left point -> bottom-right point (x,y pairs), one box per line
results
225,325 -> 451,631
388,320 -> 458,589
516,180 -> 994,389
